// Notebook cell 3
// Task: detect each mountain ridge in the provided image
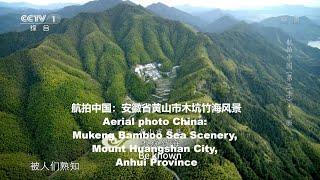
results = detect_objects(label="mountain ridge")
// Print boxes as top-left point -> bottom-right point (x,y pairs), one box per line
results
260,15 -> 320,43
147,2 -> 207,29
0,3 -> 319,179
203,15 -> 240,33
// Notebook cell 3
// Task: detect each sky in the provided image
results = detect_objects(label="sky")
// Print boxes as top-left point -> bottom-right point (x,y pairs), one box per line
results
2,0 -> 320,9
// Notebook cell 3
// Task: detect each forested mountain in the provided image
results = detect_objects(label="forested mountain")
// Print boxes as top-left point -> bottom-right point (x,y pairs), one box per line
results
261,16 -> 320,43
147,2 -> 206,29
56,0 -> 133,18
204,21 -> 320,77
0,3 -> 319,179
202,16 -> 240,33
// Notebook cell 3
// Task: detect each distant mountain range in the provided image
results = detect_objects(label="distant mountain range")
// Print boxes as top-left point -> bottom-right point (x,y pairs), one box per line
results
261,15 -> 320,42
183,4 -> 320,24
148,3 -> 320,44
0,1 -> 75,10
146,2 -> 206,29
202,15 -> 240,33
192,8 -> 226,23
0,0 -> 320,50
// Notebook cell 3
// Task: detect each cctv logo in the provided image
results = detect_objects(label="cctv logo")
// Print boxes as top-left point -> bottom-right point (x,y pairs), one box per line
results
21,15 -> 47,24
20,14 -> 61,24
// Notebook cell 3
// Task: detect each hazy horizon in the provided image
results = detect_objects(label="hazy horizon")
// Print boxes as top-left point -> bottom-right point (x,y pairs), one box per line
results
1,0 -> 320,10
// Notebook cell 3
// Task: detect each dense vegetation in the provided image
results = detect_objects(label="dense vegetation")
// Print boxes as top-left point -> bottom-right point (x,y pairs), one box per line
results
0,3 -> 319,179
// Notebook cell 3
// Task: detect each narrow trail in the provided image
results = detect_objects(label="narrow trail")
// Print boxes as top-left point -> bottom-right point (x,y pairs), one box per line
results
151,66 -> 181,180
151,65 -> 179,103
152,78 -> 171,102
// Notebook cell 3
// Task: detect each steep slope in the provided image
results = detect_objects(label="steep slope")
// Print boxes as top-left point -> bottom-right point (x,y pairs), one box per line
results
0,3 -> 319,180
207,29 -> 320,179
0,4 -> 240,179
230,22 -> 320,75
